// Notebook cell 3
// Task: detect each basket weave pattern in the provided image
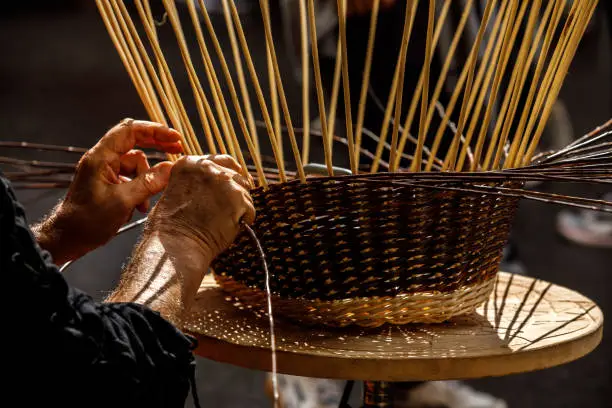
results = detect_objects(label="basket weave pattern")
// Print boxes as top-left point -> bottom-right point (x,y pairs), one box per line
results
213,175 -> 519,327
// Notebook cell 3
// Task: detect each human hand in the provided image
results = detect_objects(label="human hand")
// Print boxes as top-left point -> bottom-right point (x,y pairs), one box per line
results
147,155 -> 256,260
34,119 -> 183,265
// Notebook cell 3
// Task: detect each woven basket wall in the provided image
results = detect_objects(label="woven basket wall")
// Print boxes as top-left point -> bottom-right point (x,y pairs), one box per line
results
213,175 -> 520,327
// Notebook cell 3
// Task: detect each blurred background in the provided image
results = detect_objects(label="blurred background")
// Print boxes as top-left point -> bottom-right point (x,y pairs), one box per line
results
1,1 -> 610,407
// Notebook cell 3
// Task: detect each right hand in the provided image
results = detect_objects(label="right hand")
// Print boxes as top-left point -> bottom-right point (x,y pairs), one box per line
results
148,155 -> 256,259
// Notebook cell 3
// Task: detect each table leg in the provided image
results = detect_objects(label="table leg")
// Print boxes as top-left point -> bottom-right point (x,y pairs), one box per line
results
363,381 -> 394,407
359,381 -> 425,407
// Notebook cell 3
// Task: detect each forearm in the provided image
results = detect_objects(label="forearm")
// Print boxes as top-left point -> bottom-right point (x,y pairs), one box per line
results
107,230 -> 212,327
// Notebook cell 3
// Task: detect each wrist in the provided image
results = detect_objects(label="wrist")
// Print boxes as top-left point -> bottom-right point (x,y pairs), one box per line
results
33,203 -> 74,265
139,228 -> 213,295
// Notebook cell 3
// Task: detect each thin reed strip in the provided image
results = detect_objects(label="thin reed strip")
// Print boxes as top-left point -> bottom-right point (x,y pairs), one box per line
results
162,0 -> 219,155
299,0 -> 311,164
133,0 -> 204,156
426,0 -> 507,171
394,0 -> 453,170
442,0 -> 497,170
195,0 -> 268,185
114,0 -> 191,159
326,39 -> 342,151
453,0 -> 514,170
259,0 -> 306,182
487,0 -> 544,170
223,0 -> 289,183
336,0 -> 357,174
505,0 -> 567,168
185,0 -> 231,154
307,0 -> 334,175
142,0 -> 187,151
220,0 -> 261,158
389,0 -> 419,171
514,0 -> 584,166
96,2 -> 164,142
523,0 -> 598,165
467,1 -> 527,171
354,0 -> 380,168
370,60 -> 401,173
262,3 -> 282,164
408,0 -> 435,172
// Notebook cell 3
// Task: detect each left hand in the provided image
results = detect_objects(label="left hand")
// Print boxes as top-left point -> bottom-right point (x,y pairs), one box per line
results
34,119 -> 183,265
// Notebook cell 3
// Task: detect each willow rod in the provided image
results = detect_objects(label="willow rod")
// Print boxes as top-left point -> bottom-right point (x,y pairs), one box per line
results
96,2 -> 160,133
369,59 -> 401,173
394,0 -> 453,170
336,0 -> 358,174
408,0 -> 435,172
114,0 -> 192,159
514,0 -> 584,167
468,0 -> 525,170
425,0 -> 506,171
299,0 -> 311,164
223,0 -> 292,184
487,0 -> 545,170
162,0 -> 220,155
307,0 -> 334,176
133,0 -> 205,156
459,0 -> 527,171
220,0 -> 261,158
389,0 -> 419,172
260,0 -> 306,181
523,0 -> 598,165
326,38 -> 342,154
354,0 -> 380,168
505,0 -> 566,168
185,0 -> 232,155
442,0 -> 497,171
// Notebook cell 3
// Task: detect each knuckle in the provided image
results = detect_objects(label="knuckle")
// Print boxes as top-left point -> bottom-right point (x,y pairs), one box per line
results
130,149 -> 146,159
120,117 -> 134,127
78,151 -> 97,171
173,156 -> 191,171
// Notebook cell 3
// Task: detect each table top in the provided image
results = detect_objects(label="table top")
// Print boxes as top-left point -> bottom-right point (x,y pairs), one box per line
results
185,272 -> 603,381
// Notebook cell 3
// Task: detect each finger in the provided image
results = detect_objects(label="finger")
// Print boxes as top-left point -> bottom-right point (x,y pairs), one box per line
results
97,119 -> 183,156
241,196 -> 256,226
116,161 -> 174,209
120,150 -> 149,178
136,200 -> 150,214
231,173 -> 253,192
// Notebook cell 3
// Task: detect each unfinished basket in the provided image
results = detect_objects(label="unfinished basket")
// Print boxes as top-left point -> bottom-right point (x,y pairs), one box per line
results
213,175 -> 520,327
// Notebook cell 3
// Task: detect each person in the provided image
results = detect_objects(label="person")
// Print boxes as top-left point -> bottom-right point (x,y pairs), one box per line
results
2,118 -> 255,407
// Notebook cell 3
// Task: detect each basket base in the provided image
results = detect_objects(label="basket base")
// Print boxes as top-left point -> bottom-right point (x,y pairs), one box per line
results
214,275 -> 496,328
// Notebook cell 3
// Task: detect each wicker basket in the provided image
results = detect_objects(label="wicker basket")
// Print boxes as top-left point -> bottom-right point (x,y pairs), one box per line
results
213,175 -> 520,327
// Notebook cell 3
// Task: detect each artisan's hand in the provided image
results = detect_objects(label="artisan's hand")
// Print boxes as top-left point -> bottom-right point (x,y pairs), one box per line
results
148,155 -> 256,260
346,0 -> 395,15
107,155 -> 255,326
34,119 -> 183,265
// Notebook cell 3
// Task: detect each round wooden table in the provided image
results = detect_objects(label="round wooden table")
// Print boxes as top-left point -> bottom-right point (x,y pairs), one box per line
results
185,272 -> 603,407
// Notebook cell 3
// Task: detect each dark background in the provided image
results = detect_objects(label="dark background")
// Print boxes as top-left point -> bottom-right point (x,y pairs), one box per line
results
1,1 -> 610,407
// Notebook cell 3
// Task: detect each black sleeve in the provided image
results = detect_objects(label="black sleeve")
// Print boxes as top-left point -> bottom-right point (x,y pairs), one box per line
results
0,174 -> 198,408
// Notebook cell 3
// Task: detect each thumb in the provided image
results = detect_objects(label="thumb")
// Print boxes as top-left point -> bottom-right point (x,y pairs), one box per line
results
117,161 -> 174,209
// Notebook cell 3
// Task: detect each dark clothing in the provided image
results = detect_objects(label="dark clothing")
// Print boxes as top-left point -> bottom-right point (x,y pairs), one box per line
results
1,173 -> 197,408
